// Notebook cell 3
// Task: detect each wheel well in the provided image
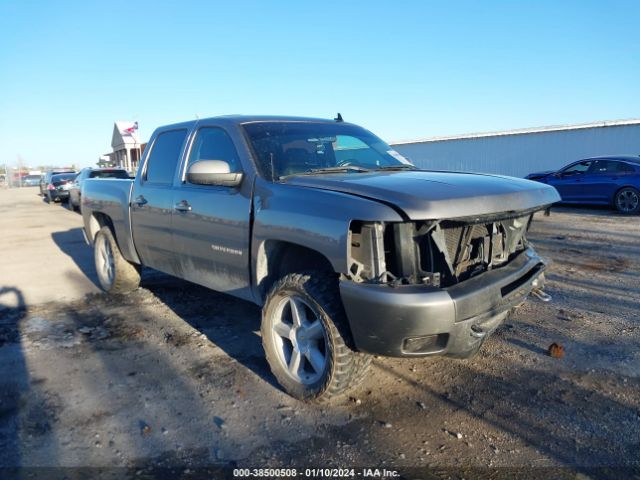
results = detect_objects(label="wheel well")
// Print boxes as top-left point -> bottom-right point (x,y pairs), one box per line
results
256,240 -> 336,302
613,185 -> 640,202
89,213 -> 115,242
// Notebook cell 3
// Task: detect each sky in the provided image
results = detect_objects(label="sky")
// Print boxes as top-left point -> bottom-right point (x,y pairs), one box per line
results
1,0 -> 639,169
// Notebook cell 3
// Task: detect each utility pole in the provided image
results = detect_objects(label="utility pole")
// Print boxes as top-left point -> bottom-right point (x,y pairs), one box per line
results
17,154 -> 24,188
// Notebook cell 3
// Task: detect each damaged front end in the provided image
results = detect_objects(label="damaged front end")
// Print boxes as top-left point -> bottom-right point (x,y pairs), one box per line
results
347,209 -> 539,288
341,208 -> 551,358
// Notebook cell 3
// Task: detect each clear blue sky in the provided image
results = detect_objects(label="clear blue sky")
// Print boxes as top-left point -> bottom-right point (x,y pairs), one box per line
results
1,0 -> 639,169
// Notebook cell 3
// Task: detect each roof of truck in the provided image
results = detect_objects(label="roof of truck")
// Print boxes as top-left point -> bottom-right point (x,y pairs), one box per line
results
159,115 -> 344,130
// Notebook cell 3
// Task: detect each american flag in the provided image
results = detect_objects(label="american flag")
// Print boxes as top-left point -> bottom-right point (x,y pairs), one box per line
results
123,121 -> 138,135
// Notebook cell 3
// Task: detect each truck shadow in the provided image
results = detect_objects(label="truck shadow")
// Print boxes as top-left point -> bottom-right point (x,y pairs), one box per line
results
51,228 -> 100,289
48,227 -> 278,390
139,273 -> 278,389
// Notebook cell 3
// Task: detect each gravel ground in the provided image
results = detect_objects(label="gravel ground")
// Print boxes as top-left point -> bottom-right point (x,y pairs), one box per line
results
0,199 -> 639,479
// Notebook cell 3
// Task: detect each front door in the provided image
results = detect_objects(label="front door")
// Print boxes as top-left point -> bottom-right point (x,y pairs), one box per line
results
171,126 -> 253,300
547,160 -> 592,202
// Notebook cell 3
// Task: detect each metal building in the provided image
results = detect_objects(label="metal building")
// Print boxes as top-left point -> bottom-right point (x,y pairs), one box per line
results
391,119 -> 640,178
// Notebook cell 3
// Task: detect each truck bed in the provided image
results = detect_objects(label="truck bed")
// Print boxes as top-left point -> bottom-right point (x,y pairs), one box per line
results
82,178 -> 139,264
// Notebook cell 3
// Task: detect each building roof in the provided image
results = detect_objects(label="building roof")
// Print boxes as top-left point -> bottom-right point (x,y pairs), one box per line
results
391,118 -> 640,146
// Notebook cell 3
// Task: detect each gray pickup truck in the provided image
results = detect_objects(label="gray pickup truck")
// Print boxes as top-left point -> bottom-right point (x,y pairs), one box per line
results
82,115 -> 560,401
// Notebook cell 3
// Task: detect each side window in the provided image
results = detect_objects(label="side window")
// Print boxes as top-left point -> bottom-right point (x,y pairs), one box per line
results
145,129 -> 188,184
562,161 -> 591,175
589,160 -> 617,174
186,127 -> 241,180
616,162 -> 635,173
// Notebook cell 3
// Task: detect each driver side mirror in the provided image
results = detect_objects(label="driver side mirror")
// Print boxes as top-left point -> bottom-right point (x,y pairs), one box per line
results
187,160 -> 243,187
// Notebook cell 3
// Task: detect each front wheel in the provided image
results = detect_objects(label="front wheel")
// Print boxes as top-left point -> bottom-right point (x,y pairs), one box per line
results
261,272 -> 371,401
94,226 -> 141,294
614,187 -> 640,214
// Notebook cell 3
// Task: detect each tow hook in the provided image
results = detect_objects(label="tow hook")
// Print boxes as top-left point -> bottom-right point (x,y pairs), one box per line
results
531,288 -> 552,302
470,324 -> 487,339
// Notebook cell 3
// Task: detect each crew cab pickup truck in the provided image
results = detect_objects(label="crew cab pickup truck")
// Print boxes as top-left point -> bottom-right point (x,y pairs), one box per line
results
82,115 -> 560,401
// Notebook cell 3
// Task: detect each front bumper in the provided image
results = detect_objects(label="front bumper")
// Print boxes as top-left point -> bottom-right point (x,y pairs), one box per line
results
340,247 -> 545,358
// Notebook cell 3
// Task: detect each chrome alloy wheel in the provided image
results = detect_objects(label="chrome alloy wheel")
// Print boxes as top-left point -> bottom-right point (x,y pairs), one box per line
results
96,234 -> 115,288
270,294 -> 328,385
616,188 -> 639,213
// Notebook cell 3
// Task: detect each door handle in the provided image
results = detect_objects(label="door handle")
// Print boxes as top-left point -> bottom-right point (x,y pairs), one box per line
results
174,200 -> 192,212
134,195 -> 148,206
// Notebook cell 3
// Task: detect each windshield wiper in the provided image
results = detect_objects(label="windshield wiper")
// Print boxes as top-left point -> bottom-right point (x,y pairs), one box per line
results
375,165 -> 418,171
307,166 -> 371,174
280,166 -> 371,179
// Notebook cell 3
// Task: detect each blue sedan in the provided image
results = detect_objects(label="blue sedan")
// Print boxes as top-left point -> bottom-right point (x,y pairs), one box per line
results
526,156 -> 640,214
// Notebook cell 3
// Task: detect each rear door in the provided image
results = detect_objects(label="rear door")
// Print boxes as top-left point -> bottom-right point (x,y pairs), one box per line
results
580,160 -> 632,203
171,125 -> 253,299
131,128 -> 189,275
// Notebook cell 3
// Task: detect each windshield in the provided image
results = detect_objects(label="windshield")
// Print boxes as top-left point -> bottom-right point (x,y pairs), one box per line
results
243,122 -> 413,179
89,170 -> 130,179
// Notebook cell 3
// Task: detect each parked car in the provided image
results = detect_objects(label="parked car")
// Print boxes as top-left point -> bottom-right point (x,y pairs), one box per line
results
44,173 -> 77,203
40,169 -> 76,196
68,167 -> 131,211
82,115 -> 559,401
22,175 -> 41,187
526,156 -> 640,214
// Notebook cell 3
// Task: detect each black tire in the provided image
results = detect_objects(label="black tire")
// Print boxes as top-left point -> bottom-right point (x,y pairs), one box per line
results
614,187 -> 640,214
94,226 -> 141,294
46,192 -> 52,203
69,195 -> 80,212
261,272 -> 371,401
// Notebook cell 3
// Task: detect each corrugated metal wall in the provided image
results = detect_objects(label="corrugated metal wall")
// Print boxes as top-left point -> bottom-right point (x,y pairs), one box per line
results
391,124 -> 640,178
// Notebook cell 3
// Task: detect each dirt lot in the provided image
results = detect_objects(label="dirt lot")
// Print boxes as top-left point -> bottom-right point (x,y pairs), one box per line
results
0,187 -> 639,478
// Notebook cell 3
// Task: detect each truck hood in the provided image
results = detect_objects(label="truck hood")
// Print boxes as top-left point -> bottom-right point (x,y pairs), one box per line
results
283,170 -> 561,220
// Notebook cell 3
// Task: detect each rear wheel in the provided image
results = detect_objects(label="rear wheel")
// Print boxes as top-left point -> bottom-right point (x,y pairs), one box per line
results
614,187 -> 640,214
261,272 -> 371,401
94,226 -> 141,294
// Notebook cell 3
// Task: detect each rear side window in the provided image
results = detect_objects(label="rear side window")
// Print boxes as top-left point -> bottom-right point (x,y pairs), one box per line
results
186,127 -> 241,176
589,160 -> 620,174
145,129 -> 188,184
617,162 -> 636,173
